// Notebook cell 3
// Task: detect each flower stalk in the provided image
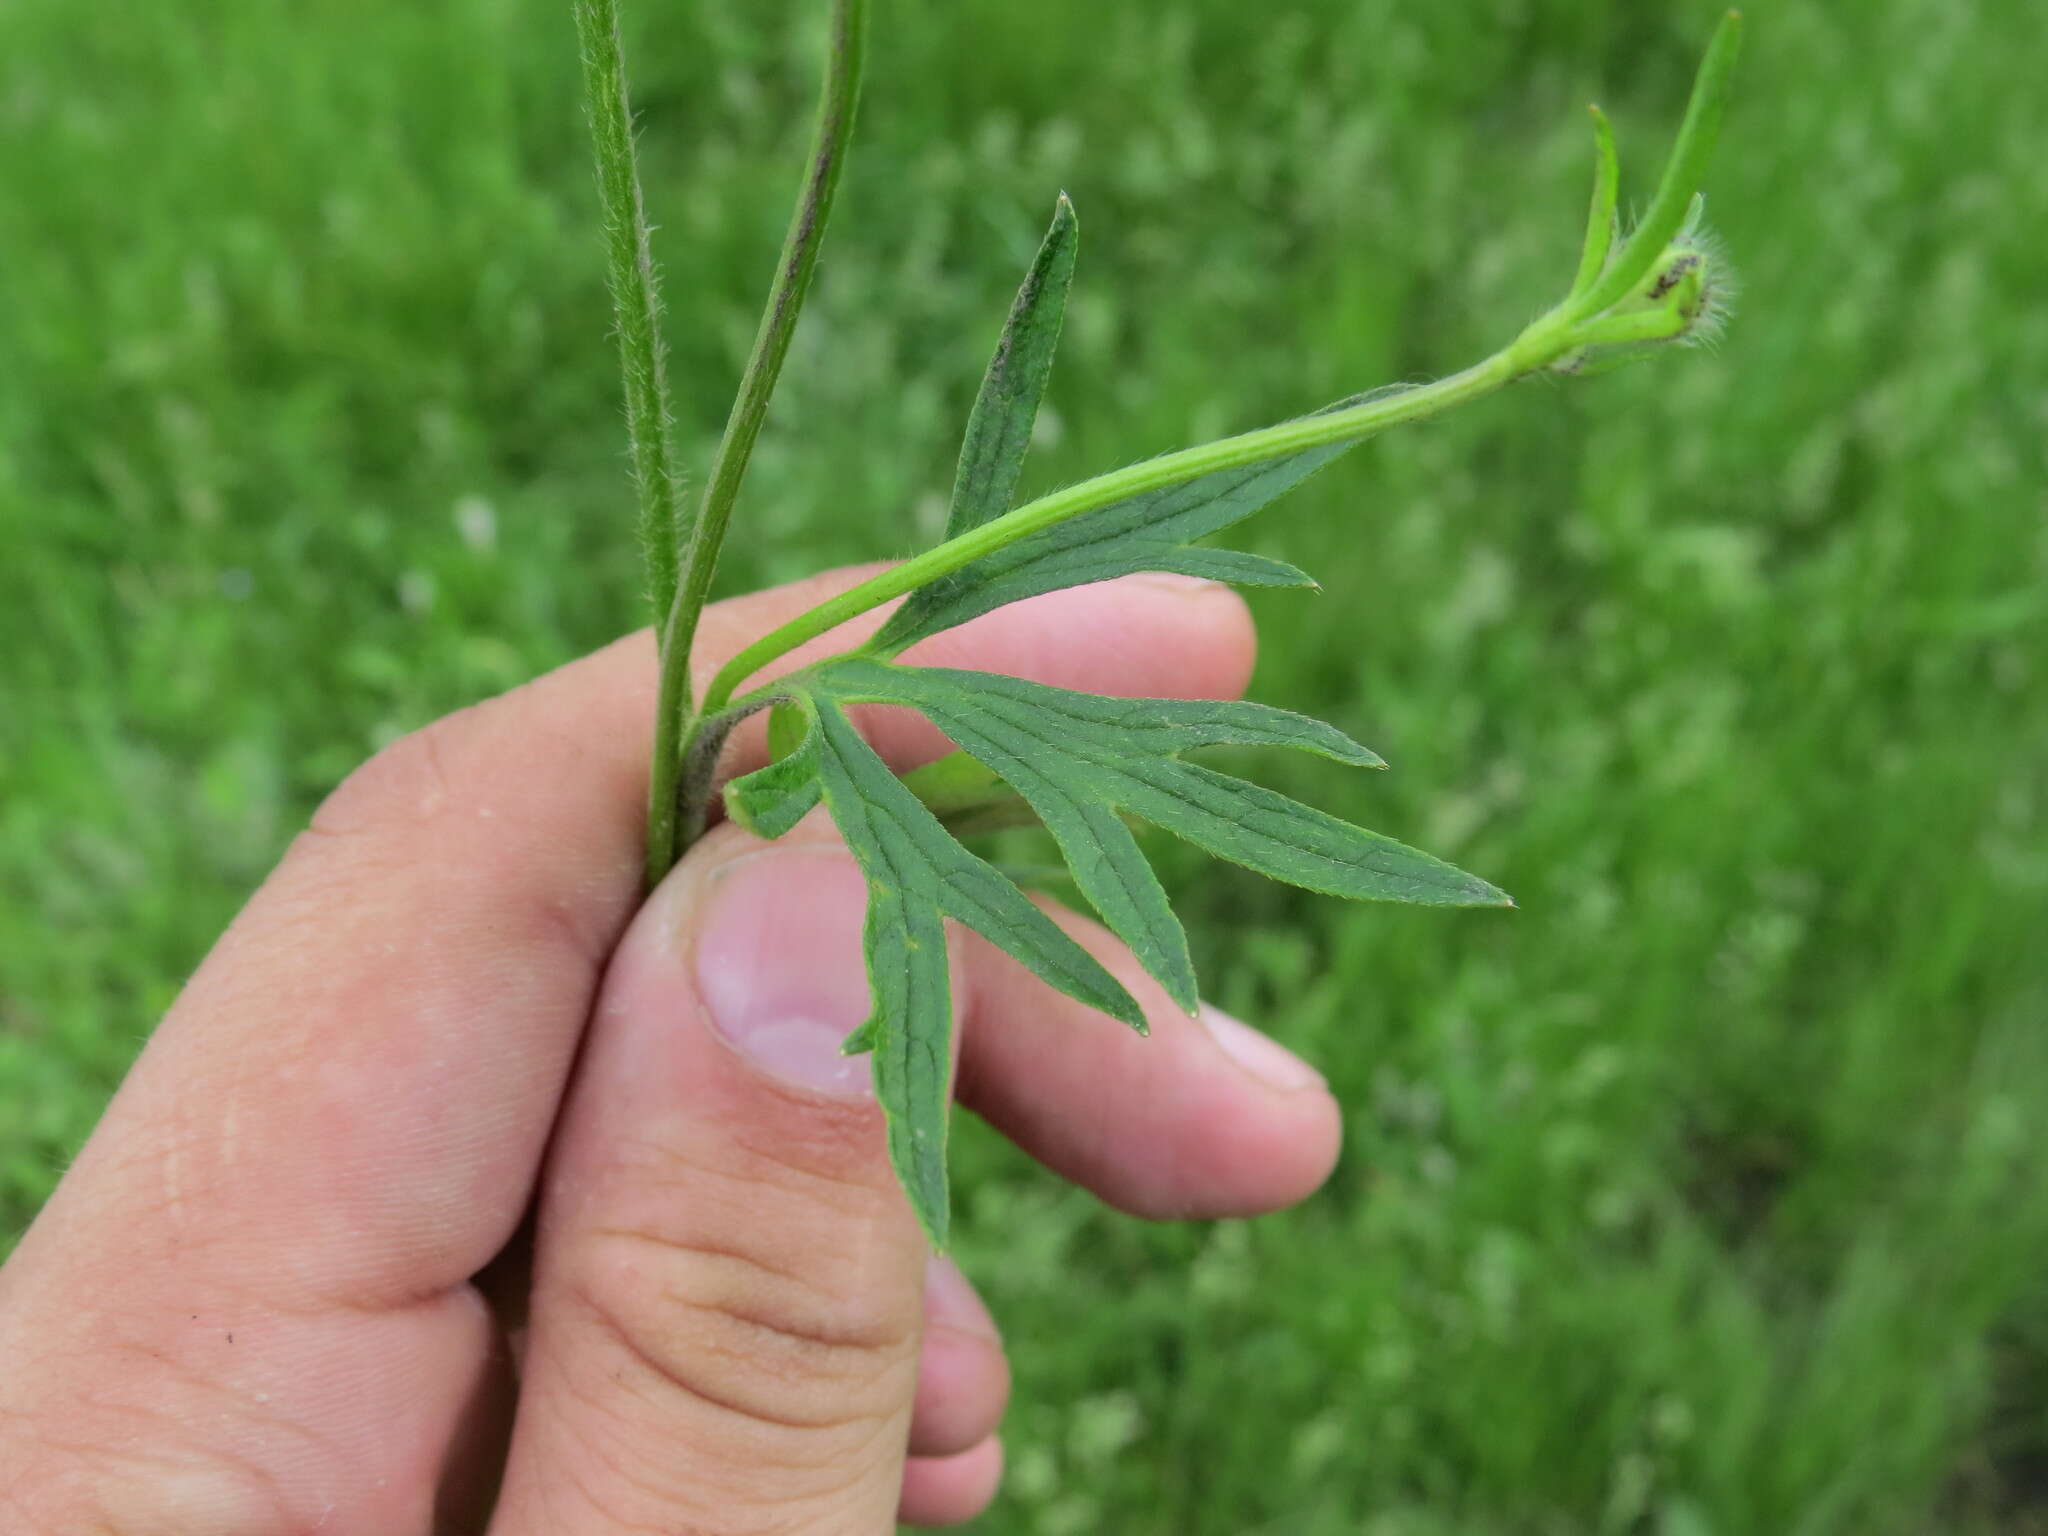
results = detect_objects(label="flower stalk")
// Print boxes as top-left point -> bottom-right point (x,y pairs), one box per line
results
640,0 -> 868,887
691,11 -> 1743,734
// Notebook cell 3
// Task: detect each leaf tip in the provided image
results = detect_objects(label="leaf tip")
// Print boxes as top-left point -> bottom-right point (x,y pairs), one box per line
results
1114,988 -> 1151,1035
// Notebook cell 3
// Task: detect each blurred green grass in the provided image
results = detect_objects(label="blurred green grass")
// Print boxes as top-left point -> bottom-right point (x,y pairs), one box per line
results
3,0 -> 2045,1530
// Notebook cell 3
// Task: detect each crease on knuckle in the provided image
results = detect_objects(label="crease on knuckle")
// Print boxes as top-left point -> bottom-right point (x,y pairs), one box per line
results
0,1384 -> 300,1536
558,1208 -> 919,1447
547,1389 -> 882,1536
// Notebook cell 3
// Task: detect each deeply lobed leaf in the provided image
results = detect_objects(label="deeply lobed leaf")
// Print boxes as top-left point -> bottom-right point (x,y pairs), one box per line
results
723,659 -> 1508,1244
731,692 -> 1147,1246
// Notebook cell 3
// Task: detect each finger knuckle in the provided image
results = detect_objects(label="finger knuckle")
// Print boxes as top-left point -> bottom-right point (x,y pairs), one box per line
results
306,711 -> 471,844
562,1224 -> 918,1441
0,1389 -> 296,1536
549,1149 -> 922,1455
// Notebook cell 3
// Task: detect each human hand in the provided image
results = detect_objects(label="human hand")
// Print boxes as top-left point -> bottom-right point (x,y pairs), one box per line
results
0,567 -> 1341,1532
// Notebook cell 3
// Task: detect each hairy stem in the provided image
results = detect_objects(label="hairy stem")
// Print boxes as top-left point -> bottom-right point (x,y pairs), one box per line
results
574,0 -> 686,629
646,0 -> 868,885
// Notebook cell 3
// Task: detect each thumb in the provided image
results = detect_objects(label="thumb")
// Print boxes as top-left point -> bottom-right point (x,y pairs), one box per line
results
490,826 -> 938,1535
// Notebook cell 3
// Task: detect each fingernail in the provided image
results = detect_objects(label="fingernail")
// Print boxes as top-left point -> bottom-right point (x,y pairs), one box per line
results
694,848 -> 876,1097
1130,570 -> 1227,598
924,1256 -> 1000,1342
1199,1003 -> 1325,1091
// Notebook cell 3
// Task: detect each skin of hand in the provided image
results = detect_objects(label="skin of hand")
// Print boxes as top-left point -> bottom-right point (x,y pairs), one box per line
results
0,566 -> 1342,1533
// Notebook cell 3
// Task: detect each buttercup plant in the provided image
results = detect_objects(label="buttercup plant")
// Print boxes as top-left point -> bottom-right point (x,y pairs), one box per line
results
574,0 -> 1743,1246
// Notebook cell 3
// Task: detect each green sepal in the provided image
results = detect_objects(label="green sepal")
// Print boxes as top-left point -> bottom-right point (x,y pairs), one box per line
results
1568,104 -> 1621,303
1569,10 -> 1742,320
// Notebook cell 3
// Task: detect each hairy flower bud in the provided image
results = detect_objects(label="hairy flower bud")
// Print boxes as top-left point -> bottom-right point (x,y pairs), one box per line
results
1553,207 -> 1733,376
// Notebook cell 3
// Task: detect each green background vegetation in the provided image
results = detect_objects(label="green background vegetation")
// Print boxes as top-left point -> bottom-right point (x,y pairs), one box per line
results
3,0 -> 2044,1529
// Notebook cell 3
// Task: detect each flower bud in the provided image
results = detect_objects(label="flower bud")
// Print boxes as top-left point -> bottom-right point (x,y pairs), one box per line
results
1553,216 -> 1732,376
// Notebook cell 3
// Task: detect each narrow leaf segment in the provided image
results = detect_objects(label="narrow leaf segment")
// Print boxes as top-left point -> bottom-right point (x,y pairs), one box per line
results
942,194 -> 1079,540
1569,105 -> 1620,303
870,394 -> 1391,653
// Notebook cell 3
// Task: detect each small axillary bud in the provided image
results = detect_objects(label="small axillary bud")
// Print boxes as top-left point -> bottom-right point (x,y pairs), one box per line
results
1617,237 -> 1715,332
1635,245 -> 1709,326
1553,202 -> 1732,376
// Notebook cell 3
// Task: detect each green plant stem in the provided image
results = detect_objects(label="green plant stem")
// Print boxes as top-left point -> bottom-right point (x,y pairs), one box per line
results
574,0 -> 685,631
700,337 -> 1554,718
645,0 -> 867,886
